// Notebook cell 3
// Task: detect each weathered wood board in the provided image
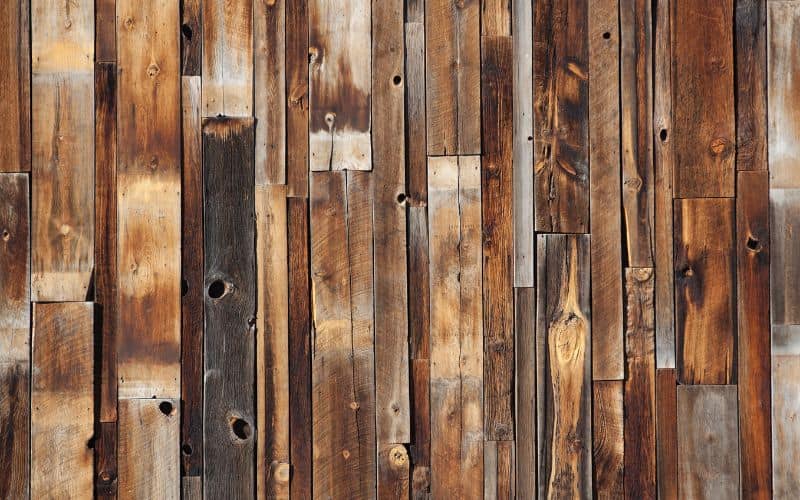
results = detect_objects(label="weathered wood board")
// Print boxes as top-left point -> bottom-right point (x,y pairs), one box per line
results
0,363 -> 29,499
0,0 -> 31,172
772,325 -> 800,498
286,0 -> 309,196
770,189 -> 800,326
181,0 -> 201,76
736,0 -> 767,173
515,287 -> 536,500
655,369 -> 678,500
592,381 -> 624,499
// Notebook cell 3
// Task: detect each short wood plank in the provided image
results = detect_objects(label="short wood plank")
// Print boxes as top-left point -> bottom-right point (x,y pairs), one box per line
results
515,287 -> 536,499
0,364 -> 29,499
378,444 -> 411,500
676,385 -> 740,499
96,421 -> 118,498
770,189 -> 800,325
533,0 -> 589,233
736,0 -> 767,172
181,0 -> 201,75
308,0 -> 372,171
674,198 -> 736,384
589,0 -> 624,380
405,21 -> 426,205
118,399 -> 179,499
96,0 -> 115,62
671,0 -> 735,197
285,0 -> 309,196
772,325 -> 800,497
655,369 -> 678,500
117,0 -> 181,399
0,0 -> 31,172
536,234 -> 592,498
482,0 -> 511,36
202,117 -> 256,499
0,174 -> 30,365
592,381 -> 624,499
31,302 -> 94,499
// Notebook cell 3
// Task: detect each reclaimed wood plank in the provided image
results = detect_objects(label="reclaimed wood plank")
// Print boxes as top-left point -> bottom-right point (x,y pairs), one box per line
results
589,0 -> 624,380
592,381 -> 624,499
182,476 -> 201,500
96,421 -> 118,498
655,369 -> 678,500
0,0 -> 31,172
202,117 -> 256,499
0,364 -> 29,499
484,440 -> 515,499
533,0 -> 589,233
181,0 -> 201,75
286,0 -> 309,196
405,21 -> 426,205
676,385 -> 740,499
117,0 -> 181,399
736,0 -> 767,172
96,0 -> 115,62
378,444 -> 411,500
536,234 -> 592,498
771,189 -> 800,325
772,324 -> 800,498
515,287 -> 536,499
483,0 -> 511,36
671,0 -> 735,197
31,302 -> 94,499
425,0 -> 480,155
674,198 -> 736,384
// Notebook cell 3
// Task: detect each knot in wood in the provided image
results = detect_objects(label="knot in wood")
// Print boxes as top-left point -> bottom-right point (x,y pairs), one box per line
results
389,445 -> 408,467
147,63 -> 161,78
709,137 -> 730,156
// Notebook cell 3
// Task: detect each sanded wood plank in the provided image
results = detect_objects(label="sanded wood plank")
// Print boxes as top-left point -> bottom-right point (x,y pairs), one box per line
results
0,364 -> 29,499
592,381 -> 624,499
736,0 -> 767,172
425,0 -> 480,155
773,325 -> 800,498
308,0 -> 371,171
203,117 -> 256,499
655,369 -> 678,500
286,0 -> 309,197
96,0 -> 115,62
255,0 -> 286,185
484,440 -> 514,499
31,302 -> 94,499
589,0 -> 624,380
677,385 -> 740,499
533,0 -> 589,233
202,0 -> 253,116
672,0 -> 735,197
737,170 -> 772,499
674,198 -> 736,384
0,0 -> 30,172
181,0 -> 201,75
771,189 -> 800,325
96,421 -> 118,498
536,234 -> 592,498
117,0 -> 181,399
428,156 -> 484,499
405,22 -> 426,205
515,287 -> 536,499
118,399 -> 179,499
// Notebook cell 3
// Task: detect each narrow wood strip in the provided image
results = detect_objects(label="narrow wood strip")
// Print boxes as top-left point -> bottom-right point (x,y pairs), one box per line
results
405,22 -> 426,205
482,0 -> 511,36
96,0 -> 116,62
484,441 -> 498,499
96,421 -> 118,498
592,380 -> 624,499
515,287 -> 536,499
770,189 -> 800,325
0,0 -> 31,172
736,0 -> 767,172
772,324 -> 800,497
286,0 -> 309,197
484,441 -> 515,499
378,444 -> 411,499
0,363 -> 29,499
655,369 -> 678,500
181,0 -> 201,76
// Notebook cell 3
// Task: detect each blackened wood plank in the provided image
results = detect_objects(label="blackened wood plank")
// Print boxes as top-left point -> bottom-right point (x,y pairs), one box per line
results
515,287 -> 536,499
533,0 -> 589,233
405,22 -> 426,205
31,302 -> 94,498
254,0 -> 285,185
671,0 -> 735,197
674,198 -> 736,384
536,234 -> 592,498
589,0 -> 624,380
0,364 -> 29,499
286,0 -> 309,197
772,325 -> 800,498
0,173 -> 30,365
676,385 -> 740,499
736,0 -> 767,172
181,0 -> 201,75
0,0 -> 30,172
96,0 -> 115,62
202,117 -> 256,499
96,421 -> 118,498
771,189 -> 800,325
655,369 -> 678,500
482,35 -> 514,440
592,381 -> 624,499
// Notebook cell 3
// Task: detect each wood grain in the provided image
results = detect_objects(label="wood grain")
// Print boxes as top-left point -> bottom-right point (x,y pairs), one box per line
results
95,421 -> 118,498
770,189 -> 800,325
736,0 -> 768,172
592,381 -> 624,499
772,324 -> 800,498
286,0 -> 309,197
0,0 -> 31,172
181,0 -> 201,75
515,287 -> 536,499
405,21 -> 426,205
484,440 -> 515,499
96,0 -> 115,62
655,369 -> 678,500
0,363 -> 29,499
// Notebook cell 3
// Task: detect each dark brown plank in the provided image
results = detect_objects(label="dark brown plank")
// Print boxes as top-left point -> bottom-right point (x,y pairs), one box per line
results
736,0 -> 767,172
655,369 -> 678,500
405,21 -> 426,205
515,287 -> 536,499
592,381 -> 624,499
95,421 -> 118,498
202,118 -> 256,499
181,0 -> 201,76
674,198 -> 736,385
0,364 -> 29,499
286,0 -> 309,197
96,0 -> 116,62
770,189 -> 800,325
0,0 -> 30,172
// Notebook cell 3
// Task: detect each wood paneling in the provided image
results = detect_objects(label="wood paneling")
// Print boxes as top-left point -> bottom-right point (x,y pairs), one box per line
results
0,0 -> 30,172
772,325 -> 800,498
655,369 -> 678,500
254,0 -> 285,185
770,189 -> 800,325
285,0 -> 309,197
592,381 -> 624,499
515,287 -> 536,499
736,0 -> 767,172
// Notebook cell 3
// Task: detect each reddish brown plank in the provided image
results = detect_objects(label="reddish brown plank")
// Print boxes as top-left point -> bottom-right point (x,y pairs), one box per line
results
0,364 -> 29,499
0,0 -> 30,173
96,0 -> 116,62
515,287 -> 536,499
95,421 -> 118,498
286,0 -> 309,197
181,0 -> 201,76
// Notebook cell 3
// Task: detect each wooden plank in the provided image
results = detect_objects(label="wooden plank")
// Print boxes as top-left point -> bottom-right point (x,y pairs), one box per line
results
536,234 -> 592,498
736,170 -> 772,499
425,0 -> 480,155
770,189 -> 800,325
515,287 -> 536,499
202,117 -> 256,499
182,476 -> 201,500
255,185 -> 290,499
181,0 -> 201,76
676,385 -> 740,499
180,75 -> 203,478
533,0 -> 589,233
308,0 -> 371,171
592,381 -> 624,499
117,0 -> 181,399
118,398 -> 179,499
736,0 -> 767,172
254,0 -> 285,185
96,0 -> 115,62
31,302 -> 93,499
0,364 -> 29,499
482,0 -> 511,36
623,268 -> 657,497
671,0 -> 735,197
428,156 -> 484,499
655,369 -> 678,500
96,421 -> 118,498
482,35 -> 514,440
285,0 -> 309,197
405,21 -> 426,205
772,325 -> 800,498
674,198 -> 736,384
202,0 -> 253,116
589,0 -> 624,380
0,0 -> 31,172
484,441 -> 515,499
378,444 -> 411,500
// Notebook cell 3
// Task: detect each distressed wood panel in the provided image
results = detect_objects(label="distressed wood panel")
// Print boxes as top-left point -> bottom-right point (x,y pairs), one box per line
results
285,0 -> 309,196
0,0 -> 31,172
772,325 -> 800,498
96,0 -> 115,62
515,287 -> 536,499
736,0 -> 767,172
592,381 -> 624,499
405,21 -> 426,205
96,421 -> 118,498
655,369 -> 678,500
484,440 -> 514,499
770,189 -> 800,325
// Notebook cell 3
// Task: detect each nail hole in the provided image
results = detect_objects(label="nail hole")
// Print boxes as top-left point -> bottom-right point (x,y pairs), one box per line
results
397,193 -> 406,204
159,401 -> 174,415
231,418 -> 252,440
393,75 -> 402,86
181,23 -> 193,40
602,32 -> 611,39
208,280 -> 226,299
746,236 -> 762,252
181,278 -> 188,296
182,444 -> 193,456
660,129 -> 668,141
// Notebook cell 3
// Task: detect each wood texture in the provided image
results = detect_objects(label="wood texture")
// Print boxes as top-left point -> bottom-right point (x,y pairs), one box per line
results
770,189 -> 800,325
592,381 -> 624,499
484,440 -> 515,499
772,325 -> 800,498
254,0 -> 285,185
285,0 -> 309,197
655,369 -> 678,500
96,421 -> 118,497
96,0 -> 115,62
736,0 -> 767,172
0,0 -> 31,172
181,0 -> 201,76
515,287 -> 536,499
0,363 -> 29,499
405,21 -> 427,205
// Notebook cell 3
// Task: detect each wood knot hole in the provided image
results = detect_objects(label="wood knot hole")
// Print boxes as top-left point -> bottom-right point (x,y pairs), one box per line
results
230,418 -> 252,440
2,229 -> 9,241
393,75 -> 402,86
602,32 -> 611,39
181,23 -> 193,40
660,129 -> 668,142
159,401 -> 174,416
397,193 -> 406,204
746,235 -> 762,252
182,444 -> 193,456
208,280 -> 227,299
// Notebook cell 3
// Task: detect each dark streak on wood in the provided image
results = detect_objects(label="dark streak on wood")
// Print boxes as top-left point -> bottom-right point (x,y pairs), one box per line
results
95,421 -> 118,498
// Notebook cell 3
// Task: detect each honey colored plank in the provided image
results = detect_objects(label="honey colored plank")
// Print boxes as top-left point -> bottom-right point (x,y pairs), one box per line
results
589,0 -> 624,380
286,0 -> 309,197
202,0 -> 253,116
0,364 -> 29,499
96,0 -> 115,62
676,385 -> 740,499
536,234 -> 592,498
425,0 -> 480,155
772,325 -> 800,498
308,0 -> 371,171
118,399 -> 179,499
771,189 -> 800,325
736,0 -> 767,172
117,0 -> 181,399
405,22 -> 426,204
592,381 -> 624,499
482,0 -> 511,35
533,0 -> 589,233
0,0 -> 30,172
515,287 -> 536,499
31,302 -> 94,499
0,174 -> 30,365
95,421 -> 118,498
674,198 -> 736,384
655,369 -> 678,500
671,0 -> 735,197
181,0 -> 201,75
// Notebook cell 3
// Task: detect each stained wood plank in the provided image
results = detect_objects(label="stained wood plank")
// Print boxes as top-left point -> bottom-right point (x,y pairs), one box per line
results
0,0 -> 31,172
536,234 -> 592,498
31,302 -> 94,499
484,440 -> 515,499
181,0 -> 201,75
674,198 -> 736,384
202,117 -> 256,499
405,21 -> 426,205
533,0 -> 589,233
676,385 -> 740,499
736,0 -> 767,172
96,0 -> 115,62
589,0 -> 624,381
592,381 -> 624,499
425,0 -> 480,155
671,0 -> 735,197
655,369 -> 678,500
515,287 -> 536,499
116,0 -> 181,399
308,0 -> 372,171
285,0 -> 309,197
770,189 -> 800,325
96,421 -> 118,498
772,324 -> 800,498
0,364 -> 29,499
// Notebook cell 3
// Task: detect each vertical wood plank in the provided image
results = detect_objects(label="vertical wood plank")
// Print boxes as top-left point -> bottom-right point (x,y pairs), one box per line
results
592,381 -> 624,499
736,0 -> 767,172
202,118 -> 256,499
96,0 -> 116,62
117,0 -> 181,399
671,0 -> 735,197
378,445 -> 411,500
96,421 -> 118,498
482,0 -> 511,36
655,369 -> 678,500
31,302 -> 94,499
0,0 -> 31,172
515,287 -> 536,499
484,441 -> 515,499
181,0 -> 201,76
0,364 -> 29,499
285,0 -> 309,197
674,198 -> 736,384
676,385 -> 740,499
770,189 -> 800,325
772,325 -> 800,498
182,476 -> 201,500
405,21 -> 426,205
